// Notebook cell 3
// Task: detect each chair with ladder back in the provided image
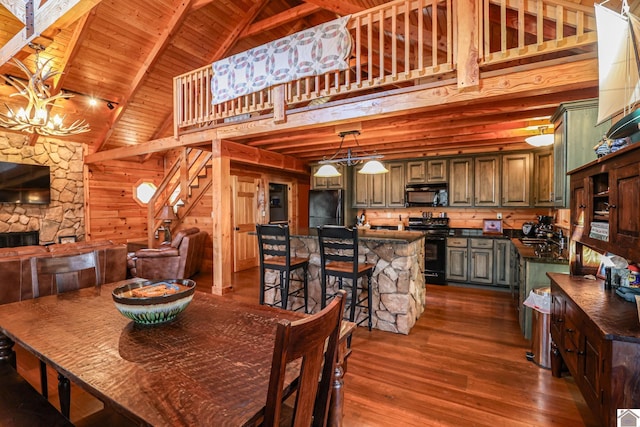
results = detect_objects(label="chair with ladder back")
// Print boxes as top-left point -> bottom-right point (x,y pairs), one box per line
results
264,290 -> 346,427
256,224 -> 309,313
317,225 -> 374,330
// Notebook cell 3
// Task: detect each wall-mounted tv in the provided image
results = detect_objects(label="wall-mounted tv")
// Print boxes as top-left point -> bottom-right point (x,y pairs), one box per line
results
0,161 -> 51,204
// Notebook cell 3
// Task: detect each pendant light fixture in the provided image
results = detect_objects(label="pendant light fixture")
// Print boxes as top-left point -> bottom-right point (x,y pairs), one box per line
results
525,125 -> 554,147
313,130 -> 388,177
0,44 -> 90,136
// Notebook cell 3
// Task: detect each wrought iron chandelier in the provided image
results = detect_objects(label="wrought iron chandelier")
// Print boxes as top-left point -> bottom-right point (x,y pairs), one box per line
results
0,44 -> 89,136
314,130 -> 388,177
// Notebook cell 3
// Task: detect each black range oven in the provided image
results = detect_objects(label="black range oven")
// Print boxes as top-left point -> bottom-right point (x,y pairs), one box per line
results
407,217 -> 450,285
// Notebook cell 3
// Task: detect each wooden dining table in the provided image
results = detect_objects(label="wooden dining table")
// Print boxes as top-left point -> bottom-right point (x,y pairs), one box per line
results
0,279 -> 355,426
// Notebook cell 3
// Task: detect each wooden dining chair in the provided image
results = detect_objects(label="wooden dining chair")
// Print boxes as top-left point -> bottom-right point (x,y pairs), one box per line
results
264,290 -> 346,427
30,251 -> 101,419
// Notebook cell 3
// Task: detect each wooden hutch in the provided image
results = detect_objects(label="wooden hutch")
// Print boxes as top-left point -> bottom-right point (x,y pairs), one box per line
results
548,142 -> 640,427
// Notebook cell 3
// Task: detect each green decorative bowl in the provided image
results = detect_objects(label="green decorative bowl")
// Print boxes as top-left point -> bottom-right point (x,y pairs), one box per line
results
112,279 -> 196,325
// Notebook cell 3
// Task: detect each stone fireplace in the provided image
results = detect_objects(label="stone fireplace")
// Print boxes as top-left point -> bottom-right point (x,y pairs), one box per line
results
0,132 -> 85,245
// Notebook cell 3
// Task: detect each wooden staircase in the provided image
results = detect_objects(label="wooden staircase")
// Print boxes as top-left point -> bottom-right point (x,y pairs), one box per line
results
146,147 -> 212,245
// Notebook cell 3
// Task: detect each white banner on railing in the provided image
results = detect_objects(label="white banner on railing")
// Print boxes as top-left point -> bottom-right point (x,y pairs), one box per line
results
211,15 -> 352,105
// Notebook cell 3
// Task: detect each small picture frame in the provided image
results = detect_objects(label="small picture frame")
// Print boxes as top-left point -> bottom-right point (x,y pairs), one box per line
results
483,219 -> 503,234
58,235 -> 77,244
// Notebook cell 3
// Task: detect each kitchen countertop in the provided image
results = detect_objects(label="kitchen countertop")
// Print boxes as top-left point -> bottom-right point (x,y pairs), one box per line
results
292,228 -> 426,244
511,238 -> 568,264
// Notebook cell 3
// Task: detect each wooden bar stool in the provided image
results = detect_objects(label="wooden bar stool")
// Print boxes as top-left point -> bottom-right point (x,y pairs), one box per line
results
256,224 -> 309,313
317,225 -> 375,330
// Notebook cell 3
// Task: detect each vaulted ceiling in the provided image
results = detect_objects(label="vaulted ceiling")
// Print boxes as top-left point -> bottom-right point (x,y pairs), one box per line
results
0,0 -> 637,164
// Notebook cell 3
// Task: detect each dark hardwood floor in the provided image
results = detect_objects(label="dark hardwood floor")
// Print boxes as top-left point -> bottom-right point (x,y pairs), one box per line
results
15,268 -> 598,426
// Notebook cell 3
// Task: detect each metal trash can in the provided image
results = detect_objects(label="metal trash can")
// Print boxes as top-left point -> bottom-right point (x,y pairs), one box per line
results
527,286 -> 551,368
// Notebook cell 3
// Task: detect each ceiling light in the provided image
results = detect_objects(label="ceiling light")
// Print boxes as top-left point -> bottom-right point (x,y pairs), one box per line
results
89,98 -> 97,106
525,126 -> 554,147
0,44 -> 89,136
314,131 -> 388,177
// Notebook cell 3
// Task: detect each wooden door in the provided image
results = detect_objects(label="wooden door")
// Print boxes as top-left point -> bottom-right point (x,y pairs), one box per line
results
426,159 -> 447,183
369,173 -> 386,207
406,160 -> 426,183
449,158 -> 473,206
233,176 -> 259,272
610,164 -> 640,250
502,153 -> 530,206
474,156 -> 500,206
533,149 -> 554,207
386,162 -> 406,207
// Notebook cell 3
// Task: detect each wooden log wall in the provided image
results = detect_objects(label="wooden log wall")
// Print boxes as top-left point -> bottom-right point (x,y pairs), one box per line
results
86,157 -> 164,244
361,207 -> 558,231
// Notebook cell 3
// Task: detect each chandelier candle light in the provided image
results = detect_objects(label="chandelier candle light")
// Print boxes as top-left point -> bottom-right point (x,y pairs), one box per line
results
314,130 -> 388,177
0,44 -> 89,136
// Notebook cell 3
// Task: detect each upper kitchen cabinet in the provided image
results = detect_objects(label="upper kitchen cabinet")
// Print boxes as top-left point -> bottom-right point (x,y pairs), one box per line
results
501,153 -> 531,206
533,148 -> 554,207
386,162 -> 406,207
311,164 -> 344,189
449,158 -> 473,206
353,164 -> 387,208
406,159 -> 448,184
551,99 -> 610,208
474,156 -> 500,207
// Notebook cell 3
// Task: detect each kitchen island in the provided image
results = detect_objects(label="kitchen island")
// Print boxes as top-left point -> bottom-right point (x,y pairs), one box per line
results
263,228 -> 426,334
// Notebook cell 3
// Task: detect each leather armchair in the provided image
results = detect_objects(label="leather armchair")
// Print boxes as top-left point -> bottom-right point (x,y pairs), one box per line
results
130,227 -> 207,280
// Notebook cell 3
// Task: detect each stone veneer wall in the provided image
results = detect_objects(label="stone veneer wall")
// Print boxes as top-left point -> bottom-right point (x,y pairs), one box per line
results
0,132 -> 85,244
263,235 -> 425,334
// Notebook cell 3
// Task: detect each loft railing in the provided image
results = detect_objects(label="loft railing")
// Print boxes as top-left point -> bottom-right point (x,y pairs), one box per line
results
173,0 -> 597,136
147,147 -> 212,246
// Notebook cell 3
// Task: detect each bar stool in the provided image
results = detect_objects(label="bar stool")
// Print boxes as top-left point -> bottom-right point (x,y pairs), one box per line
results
317,225 -> 374,330
256,224 -> 309,313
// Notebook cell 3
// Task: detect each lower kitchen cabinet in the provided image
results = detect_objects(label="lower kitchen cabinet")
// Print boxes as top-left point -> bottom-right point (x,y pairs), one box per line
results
446,237 -> 468,282
469,239 -> 493,284
549,273 -> 640,427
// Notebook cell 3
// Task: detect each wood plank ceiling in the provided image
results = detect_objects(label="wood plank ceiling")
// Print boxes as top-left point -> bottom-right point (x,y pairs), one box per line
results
0,0 -> 636,164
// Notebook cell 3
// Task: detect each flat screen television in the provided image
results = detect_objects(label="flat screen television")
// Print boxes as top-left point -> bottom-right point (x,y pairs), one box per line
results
0,161 -> 51,204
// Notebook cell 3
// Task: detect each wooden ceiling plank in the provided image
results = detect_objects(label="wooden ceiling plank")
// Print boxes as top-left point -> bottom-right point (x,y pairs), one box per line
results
28,9 -> 95,146
92,0 -> 194,153
208,0 -> 271,62
0,0 -> 102,66
241,3 -> 322,39
302,0 -> 365,16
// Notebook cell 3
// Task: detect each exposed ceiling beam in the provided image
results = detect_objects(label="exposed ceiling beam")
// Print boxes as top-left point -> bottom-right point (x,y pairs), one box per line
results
302,0 -> 365,16
92,0 -> 193,153
207,0 -> 270,62
0,0 -> 27,23
241,3 -> 322,38
0,0 -> 102,66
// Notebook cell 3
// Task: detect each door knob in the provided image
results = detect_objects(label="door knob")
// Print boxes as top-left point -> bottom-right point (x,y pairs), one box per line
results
235,227 -> 240,231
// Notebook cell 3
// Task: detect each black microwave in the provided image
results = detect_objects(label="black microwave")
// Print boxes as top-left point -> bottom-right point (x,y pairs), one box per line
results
405,183 -> 448,207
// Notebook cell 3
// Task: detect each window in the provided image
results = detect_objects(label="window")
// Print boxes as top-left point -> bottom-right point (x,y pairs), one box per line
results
133,180 -> 156,206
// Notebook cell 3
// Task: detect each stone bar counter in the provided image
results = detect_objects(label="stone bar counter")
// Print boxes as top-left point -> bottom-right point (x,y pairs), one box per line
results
263,228 -> 426,334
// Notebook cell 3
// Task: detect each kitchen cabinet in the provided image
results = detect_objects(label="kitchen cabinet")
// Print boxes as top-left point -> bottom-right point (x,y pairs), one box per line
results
386,162 -> 406,207
406,159 -> 448,184
549,274 -> 640,427
449,158 -> 473,207
474,156 -> 500,206
533,148 -> 554,206
352,165 -> 386,208
446,237 -> 468,282
469,238 -> 493,284
501,153 -> 531,206
551,99 -> 609,208
568,143 -> 640,262
311,164 -> 344,189
494,240 -> 511,287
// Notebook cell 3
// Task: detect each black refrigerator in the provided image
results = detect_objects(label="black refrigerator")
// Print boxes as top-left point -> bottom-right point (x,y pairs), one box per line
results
309,189 -> 344,227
